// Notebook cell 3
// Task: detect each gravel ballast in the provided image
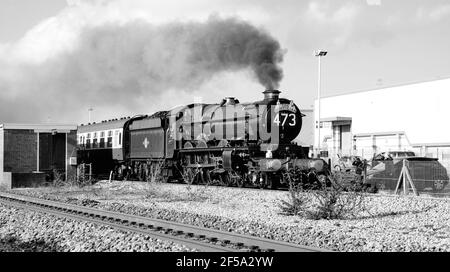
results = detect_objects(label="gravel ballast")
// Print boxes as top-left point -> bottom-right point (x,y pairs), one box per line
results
4,181 -> 450,252
0,202 -> 195,252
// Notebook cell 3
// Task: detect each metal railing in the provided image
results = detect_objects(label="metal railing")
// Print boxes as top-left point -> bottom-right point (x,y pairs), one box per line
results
321,147 -> 450,197
363,159 -> 449,197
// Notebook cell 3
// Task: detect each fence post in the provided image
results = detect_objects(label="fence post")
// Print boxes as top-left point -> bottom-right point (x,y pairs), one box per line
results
404,160 -> 419,196
76,165 -> 79,183
363,160 -> 367,183
395,159 -> 419,196
403,160 -> 408,195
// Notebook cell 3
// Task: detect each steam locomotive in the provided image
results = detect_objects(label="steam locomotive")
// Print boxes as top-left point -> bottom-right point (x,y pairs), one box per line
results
77,90 -> 329,188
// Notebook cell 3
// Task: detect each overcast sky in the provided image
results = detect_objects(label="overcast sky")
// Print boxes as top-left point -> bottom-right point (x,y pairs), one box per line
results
1,0 -> 450,124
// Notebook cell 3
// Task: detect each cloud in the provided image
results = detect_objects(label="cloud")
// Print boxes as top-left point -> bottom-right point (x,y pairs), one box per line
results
366,0 -> 381,6
417,4 -> 450,22
2,0 -> 450,123
0,2 -> 284,123
283,0 -> 450,52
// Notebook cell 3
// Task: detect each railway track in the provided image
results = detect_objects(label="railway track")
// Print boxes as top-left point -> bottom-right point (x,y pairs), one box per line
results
0,191 -> 328,252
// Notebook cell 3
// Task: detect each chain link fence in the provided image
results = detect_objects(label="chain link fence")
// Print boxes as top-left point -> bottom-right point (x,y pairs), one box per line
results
364,159 -> 450,197
322,148 -> 450,198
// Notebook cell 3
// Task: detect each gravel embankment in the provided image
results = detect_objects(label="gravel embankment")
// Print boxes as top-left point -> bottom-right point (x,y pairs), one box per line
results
0,202 -> 195,252
5,181 -> 450,252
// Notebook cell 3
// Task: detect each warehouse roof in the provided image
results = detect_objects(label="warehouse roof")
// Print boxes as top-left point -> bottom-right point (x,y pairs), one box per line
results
77,118 -> 131,133
0,123 -> 77,133
320,116 -> 352,122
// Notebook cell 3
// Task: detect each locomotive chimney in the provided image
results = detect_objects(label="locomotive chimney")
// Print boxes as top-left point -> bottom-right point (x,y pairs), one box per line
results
263,90 -> 281,101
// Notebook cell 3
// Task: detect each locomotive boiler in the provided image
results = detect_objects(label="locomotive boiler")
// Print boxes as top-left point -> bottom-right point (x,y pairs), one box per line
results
76,90 -> 329,188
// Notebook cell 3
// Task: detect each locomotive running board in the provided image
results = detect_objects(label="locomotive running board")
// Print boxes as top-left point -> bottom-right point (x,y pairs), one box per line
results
178,147 -> 248,153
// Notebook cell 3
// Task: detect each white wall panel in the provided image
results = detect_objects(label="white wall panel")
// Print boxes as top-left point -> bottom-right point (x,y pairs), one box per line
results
315,78 -> 450,145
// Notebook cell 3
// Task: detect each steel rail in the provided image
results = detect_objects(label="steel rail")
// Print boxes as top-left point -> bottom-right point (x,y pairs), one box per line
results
0,193 -> 234,252
0,192 -> 328,252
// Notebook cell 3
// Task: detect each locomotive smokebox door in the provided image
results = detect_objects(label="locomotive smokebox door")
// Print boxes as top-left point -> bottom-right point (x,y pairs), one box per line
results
222,150 -> 233,170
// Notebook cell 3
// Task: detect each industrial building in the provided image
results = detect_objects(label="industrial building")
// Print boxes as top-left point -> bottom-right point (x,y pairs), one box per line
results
313,77 -> 450,167
0,123 -> 78,189
294,109 -> 314,149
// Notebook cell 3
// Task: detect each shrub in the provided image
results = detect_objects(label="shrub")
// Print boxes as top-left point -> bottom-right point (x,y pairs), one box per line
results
145,160 -> 165,198
180,168 -> 211,202
278,183 -> 309,216
305,181 -> 365,220
278,171 -> 368,220
51,169 -> 66,187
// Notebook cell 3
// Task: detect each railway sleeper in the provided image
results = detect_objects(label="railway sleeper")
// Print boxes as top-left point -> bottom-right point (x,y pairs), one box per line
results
249,245 -> 260,251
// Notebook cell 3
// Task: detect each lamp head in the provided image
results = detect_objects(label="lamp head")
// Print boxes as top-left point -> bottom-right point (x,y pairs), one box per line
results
314,50 -> 328,57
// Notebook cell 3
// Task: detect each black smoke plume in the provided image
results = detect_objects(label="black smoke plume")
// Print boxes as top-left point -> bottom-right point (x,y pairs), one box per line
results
0,16 -> 284,123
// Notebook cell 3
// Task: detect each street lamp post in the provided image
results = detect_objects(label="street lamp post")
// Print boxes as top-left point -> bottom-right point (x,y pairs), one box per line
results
314,50 -> 327,158
88,107 -> 93,123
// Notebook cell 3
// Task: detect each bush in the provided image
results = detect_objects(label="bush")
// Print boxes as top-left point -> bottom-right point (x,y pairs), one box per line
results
278,183 -> 309,216
305,182 -> 365,220
145,160 -> 165,198
278,171 -> 368,220
51,169 -> 66,187
180,168 -> 211,202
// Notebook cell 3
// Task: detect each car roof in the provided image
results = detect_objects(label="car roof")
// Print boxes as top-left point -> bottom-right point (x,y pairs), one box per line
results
378,151 -> 415,155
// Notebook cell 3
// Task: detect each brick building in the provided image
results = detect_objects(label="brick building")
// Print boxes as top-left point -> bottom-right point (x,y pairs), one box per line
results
0,123 -> 77,189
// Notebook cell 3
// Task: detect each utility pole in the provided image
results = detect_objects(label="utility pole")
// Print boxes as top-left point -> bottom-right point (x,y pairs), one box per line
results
314,50 -> 328,158
88,107 -> 93,123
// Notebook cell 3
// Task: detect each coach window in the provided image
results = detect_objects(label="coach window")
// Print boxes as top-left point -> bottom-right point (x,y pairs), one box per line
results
93,132 -> 98,148
119,132 -> 122,146
114,130 -> 119,146
100,131 -> 105,148
86,133 -> 91,149
107,131 -> 113,148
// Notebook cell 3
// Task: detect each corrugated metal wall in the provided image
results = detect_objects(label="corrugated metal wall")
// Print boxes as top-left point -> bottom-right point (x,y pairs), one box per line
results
3,129 -> 37,172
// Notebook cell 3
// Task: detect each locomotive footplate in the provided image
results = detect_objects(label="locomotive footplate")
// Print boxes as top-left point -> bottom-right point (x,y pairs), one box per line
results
258,158 -> 329,173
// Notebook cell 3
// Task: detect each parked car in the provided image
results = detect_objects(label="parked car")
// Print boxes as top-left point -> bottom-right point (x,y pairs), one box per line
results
334,155 -> 363,172
365,154 -> 449,192
373,151 -> 416,160
369,151 -> 416,168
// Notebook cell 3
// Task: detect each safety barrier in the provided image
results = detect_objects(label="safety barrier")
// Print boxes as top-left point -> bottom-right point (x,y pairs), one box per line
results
364,159 -> 450,197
